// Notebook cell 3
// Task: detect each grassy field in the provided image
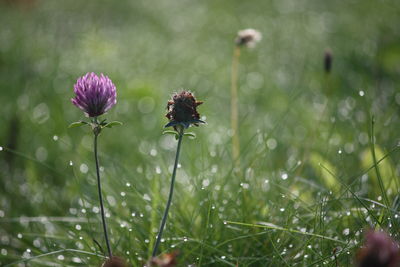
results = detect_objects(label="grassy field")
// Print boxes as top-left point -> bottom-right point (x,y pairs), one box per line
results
1,0 -> 400,266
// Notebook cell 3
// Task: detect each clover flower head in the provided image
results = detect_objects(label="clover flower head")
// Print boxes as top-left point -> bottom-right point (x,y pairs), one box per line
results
71,72 -> 117,117
165,90 -> 204,130
357,230 -> 400,267
235,28 -> 262,48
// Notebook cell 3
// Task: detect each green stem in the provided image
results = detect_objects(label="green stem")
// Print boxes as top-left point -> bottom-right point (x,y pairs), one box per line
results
231,46 -> 241,170
93,118 -> 112,259
152,129 -> 184,257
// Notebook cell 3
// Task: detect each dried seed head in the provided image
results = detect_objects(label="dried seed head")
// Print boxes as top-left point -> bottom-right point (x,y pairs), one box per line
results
150,251 -> 178,267
101,256 -> 127,267
165,90 -> 204,130
71,72 -> 117,117
235,29 -> 262,48
324,49 -> 333,74
356,230 -> 400,267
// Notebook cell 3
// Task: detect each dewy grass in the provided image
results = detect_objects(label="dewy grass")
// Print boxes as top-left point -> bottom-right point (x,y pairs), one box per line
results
151,91 -> 205,258
2,3 -> 400,266
69,73 -> 122,260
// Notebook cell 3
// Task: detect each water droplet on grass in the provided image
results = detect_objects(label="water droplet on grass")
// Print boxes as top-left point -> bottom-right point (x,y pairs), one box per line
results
240,183 -> 249,189
342,228 -> 350,236
156,166 -> 162,174
79,164 -> 88,173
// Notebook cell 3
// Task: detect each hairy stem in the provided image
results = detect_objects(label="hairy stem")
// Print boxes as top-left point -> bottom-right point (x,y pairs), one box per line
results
152,129 -> 184,257
93,119 -> 112,259
231,46 -> 241,170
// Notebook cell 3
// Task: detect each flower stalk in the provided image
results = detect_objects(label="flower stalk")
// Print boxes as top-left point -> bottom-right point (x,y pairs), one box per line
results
93,117 -> 113,259
230,45 -> 241,168
230,29 -> 261,170
152,126 -> 184,257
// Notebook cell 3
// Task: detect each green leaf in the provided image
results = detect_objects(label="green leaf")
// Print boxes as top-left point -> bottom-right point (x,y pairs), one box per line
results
162,130 -> 178,135
163,130 -> 179,139
103,121 -> 123,128
184,132 -> 196,139
68,121 -> 88,128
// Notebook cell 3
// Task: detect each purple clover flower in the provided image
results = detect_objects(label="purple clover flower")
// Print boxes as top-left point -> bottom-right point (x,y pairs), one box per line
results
71,72 -> 117,117
357,230 -> 400,267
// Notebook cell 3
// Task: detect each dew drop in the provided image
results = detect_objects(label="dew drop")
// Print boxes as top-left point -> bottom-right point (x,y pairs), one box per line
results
1,249 -> 7,256
79,164 -> 88,173
342,228 -> 350,235
155,166 -> 162,174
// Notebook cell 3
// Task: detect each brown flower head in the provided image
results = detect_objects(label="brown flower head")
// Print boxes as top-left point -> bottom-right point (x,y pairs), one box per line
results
324,48 -> 333,74
165,90 -> 204,130
235,28 -> 262,48
101,256 -> 128,267
150,251 -> 178,267
356,230 -> 400,267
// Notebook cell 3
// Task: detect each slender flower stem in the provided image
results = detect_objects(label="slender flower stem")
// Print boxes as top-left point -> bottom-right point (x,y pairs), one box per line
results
93,118 -> 112,259
231,46 -> 241,170
152,129 -> 184,257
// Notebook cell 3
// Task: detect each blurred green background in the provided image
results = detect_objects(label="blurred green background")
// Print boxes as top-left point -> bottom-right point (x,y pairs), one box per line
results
0,0 -> 399,266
